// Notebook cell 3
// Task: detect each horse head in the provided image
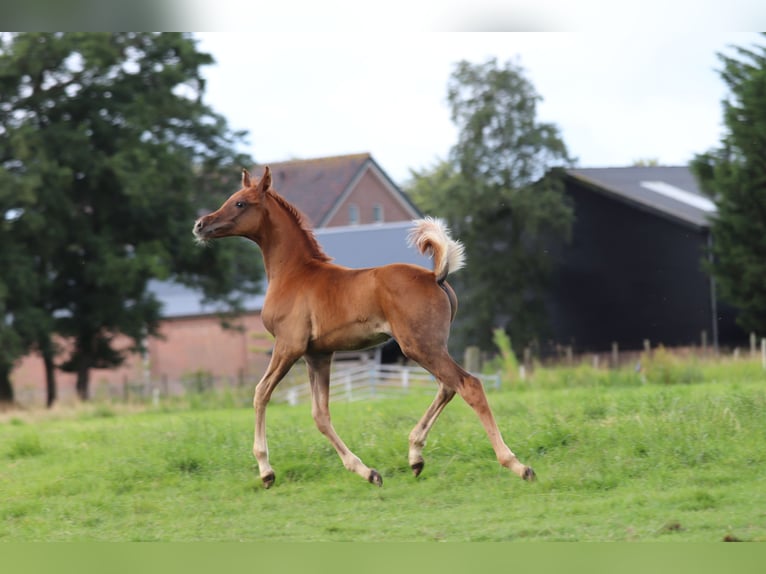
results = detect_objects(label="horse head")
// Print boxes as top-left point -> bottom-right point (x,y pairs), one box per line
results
193,166 -> 272,243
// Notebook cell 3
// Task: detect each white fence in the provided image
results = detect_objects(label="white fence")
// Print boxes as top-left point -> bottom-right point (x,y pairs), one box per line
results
271,364 -> 501,406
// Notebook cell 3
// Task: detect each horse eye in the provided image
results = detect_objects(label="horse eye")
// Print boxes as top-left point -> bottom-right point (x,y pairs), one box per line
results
235,201 -> 245,208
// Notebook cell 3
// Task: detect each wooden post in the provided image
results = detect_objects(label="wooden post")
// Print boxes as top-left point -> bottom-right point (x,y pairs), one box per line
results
464,346 -> 481,373
611,342 -> 619,368
761,338 -> 766,371
523,347 -> 532,372
701,330 -> 708,354
565,346 -> 573,366
643,339 -> 651,354
592,354 -> 600,369
751,332 -> 757,356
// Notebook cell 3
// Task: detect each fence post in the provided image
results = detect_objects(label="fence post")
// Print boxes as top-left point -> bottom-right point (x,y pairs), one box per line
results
369,366 -> 376,399
464,346 -> 481,373
345,372 -> 352,401
523,347 -> 532,373
762,338 -> 766,371
611,342 -> 619,368
751,332 -> 757,357
402,368 -> 409,392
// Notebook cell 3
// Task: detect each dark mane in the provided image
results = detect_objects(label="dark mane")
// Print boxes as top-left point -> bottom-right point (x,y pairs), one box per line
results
267,189 -> 332,262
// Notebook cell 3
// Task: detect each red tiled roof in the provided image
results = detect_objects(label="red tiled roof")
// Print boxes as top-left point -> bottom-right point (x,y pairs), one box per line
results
255,153 -> 372,226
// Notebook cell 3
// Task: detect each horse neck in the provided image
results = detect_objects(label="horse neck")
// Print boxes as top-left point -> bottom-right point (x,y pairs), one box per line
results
249,197 -> 318,283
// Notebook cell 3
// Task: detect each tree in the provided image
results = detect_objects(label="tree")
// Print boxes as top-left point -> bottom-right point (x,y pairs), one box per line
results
0,33 -> 263,404
691,34 -> 766,335
0,151 -> 52,405
406,58 -> 574,352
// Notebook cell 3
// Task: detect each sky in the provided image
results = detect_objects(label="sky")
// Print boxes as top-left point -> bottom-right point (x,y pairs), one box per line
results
193,29 -> 764,186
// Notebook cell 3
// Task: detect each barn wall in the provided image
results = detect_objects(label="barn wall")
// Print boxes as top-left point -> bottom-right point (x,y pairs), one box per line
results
547,181 -> 742,352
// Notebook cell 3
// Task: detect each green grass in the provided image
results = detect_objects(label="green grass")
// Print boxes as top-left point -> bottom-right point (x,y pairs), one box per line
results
1,374 -> 765,541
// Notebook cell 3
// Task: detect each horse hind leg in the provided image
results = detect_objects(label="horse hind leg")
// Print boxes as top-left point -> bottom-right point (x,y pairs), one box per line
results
305,354 -> 382,486
408,384 -> 455,476
409,348 -> 535,481
457,370 -> 536,481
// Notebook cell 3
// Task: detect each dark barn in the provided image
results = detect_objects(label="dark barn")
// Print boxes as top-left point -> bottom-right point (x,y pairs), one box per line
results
547,166 -> 745,353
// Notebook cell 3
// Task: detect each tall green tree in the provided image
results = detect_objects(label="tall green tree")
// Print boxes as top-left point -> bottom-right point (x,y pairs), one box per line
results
691,34 -> 766,336
407,58 -> 574,352
0,116 -> 57,406
0,32 -> 263,404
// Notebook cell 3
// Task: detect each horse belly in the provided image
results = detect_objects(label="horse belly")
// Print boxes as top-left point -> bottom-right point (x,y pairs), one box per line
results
309,318 -> 392,353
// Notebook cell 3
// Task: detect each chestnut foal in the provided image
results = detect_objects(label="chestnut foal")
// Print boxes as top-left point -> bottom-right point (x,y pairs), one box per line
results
193,167 -> 535,488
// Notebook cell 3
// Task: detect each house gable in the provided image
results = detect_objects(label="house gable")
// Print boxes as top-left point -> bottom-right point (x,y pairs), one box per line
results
322,162 -> 420,226
258,153 -> 420,228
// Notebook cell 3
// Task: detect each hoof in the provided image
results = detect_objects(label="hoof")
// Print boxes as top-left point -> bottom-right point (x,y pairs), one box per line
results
522,466 -> 536,481
261,471 -> 276,489
368,469 -> 383,487
411,461 -> 424,477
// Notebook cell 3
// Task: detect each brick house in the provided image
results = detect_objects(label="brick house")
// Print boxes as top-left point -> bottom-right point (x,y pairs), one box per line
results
258,153 -> 420,227
11,154 -> 423,404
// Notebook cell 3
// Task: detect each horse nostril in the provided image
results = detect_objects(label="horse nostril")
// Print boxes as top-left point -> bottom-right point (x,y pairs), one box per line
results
194,219 -> 203,231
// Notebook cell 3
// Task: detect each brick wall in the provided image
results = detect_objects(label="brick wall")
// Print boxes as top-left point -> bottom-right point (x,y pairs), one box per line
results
10,311 -> 273,406
325,169 -> 413,226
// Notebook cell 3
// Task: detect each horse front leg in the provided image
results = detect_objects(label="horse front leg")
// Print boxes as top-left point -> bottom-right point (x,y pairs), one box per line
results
305,354 -> 382,486
253,346 -> 300,488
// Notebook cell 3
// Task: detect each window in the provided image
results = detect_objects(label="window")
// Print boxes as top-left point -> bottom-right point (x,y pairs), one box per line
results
372,204 -> 383,223
348,204 -> 359,225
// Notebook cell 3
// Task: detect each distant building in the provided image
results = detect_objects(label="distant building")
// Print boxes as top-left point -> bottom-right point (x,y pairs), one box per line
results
547,166 -> 745,353
257,153 -> 420,227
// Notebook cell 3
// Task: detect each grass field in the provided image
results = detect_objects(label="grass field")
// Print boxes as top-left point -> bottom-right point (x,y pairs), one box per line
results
2,362 -> 765,542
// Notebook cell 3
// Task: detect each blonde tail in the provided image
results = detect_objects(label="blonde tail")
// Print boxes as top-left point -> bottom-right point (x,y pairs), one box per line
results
407,216 -> 465,283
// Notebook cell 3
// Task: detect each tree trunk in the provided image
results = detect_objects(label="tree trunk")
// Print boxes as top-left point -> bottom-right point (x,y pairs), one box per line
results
42,344 -> 57,408
0,362 -> 15,407
75,358 -> 90,401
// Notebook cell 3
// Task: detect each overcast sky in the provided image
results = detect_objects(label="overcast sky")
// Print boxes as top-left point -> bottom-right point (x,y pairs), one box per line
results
194,31 -> 763,185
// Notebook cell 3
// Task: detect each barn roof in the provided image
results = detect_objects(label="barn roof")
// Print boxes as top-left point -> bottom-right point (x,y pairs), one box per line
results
566,166 -> 716,229
152,221 -> 432,318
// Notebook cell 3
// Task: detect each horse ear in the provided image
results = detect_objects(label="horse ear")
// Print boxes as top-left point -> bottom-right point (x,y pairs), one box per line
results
260,166 -> 272,191
242,168 -> 252,188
